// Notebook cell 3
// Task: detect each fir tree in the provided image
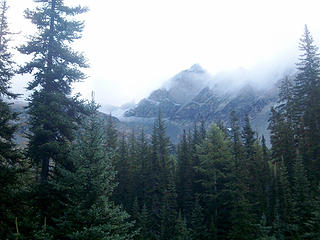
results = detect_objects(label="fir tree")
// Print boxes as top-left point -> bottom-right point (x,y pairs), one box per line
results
0,0 -> 15,98
176,129 -> 193,216
189,195 -> 207,240
256,214 -> 275,240
173,212 -> 191,240
0,1 -> 25,238
136,129 -> 150,204
198,124 -> 234,239
160,174 -> 178,240
18,0 -> 89,227
273,161 -> 296,238
292,151 -> 317,238
147,110 -> 171,237
293,25 -> 320,186
54,100 -> 136,239
138,203 -> 152,240
105,113 -> 118,152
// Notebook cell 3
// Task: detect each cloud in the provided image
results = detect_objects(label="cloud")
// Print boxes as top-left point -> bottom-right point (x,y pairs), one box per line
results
8,0 -> 320,106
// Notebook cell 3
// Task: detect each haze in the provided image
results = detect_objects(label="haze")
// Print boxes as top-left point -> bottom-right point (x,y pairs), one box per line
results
7,0 -> 320,106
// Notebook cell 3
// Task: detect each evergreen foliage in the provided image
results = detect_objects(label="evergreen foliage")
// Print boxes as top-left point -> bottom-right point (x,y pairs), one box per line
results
0,1 -> 26,238
54,100 -> 137,239
18,0 -> 89,229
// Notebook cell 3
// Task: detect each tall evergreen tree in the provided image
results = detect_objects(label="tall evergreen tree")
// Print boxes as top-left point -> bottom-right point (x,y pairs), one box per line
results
293,25 -> 320,185
105,113 -> 118,152
113,133 -> 131,210
198,124 -> 234,239
189,195 -> 207,240
242,113 -> 256,159
269,76 -> 296,184
160,173 -> 178,240
291,150 -> 317,239
0,1 -> 26,238
241,113 -> 261,218
230,111 -> 244,165
0,0 -> 15,98
54,100 -> 136,239
176,129 -> 193,216
136,129 -> 150,204
173,211 -> 191,240
18,0 -> 88,227
145,111 -> 171,238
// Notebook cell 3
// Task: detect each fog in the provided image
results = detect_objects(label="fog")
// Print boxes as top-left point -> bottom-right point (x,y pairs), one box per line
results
7,0 -> 320,107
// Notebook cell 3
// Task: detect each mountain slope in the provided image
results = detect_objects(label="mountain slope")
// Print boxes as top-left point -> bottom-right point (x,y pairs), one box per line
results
122,64 -> 282,143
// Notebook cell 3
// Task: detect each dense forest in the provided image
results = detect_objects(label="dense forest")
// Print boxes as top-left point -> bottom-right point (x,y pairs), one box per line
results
1,0 -> 320,239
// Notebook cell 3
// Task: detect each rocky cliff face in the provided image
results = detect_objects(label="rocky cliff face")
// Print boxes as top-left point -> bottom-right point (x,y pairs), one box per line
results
124,64 -> 279,137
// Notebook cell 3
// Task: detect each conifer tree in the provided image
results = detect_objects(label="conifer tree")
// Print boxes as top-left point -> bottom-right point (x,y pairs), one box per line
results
54,100 -> 136,239
189,195 -> 207,240
199,116 -> 207,141
261,135 -> 273,221
173,211 -> 191,240
191,122 -> 203,197
18,0 -> 89,226
291,151 -> 317,238
242,113 -> 256,159
293,25 -> 320,185
137,203 -> 152,240
273,161 -> 295,238
256,214 -> 275,240
177,129 -> 193,215
198,124 -> 234,239
230,111 -> 243,164
160,174 -> 178,240
113,133 -> 132,210
241,113 -> 261,218
105,113 -> 118,152
0,1 -> 25,238
136,129 -> 150,204
0,0 -> 18,167
0,0 -> 15,98
269,77 -> 296,184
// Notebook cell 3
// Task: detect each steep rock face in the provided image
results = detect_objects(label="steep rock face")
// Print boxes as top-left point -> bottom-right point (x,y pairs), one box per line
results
124,89 -> 181,118
125,65 -> 278,122
124,64 -> 210,118
123,64 -> 280,143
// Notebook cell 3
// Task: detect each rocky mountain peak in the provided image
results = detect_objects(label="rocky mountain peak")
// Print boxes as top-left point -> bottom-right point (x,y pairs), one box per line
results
187,63 -> 205,73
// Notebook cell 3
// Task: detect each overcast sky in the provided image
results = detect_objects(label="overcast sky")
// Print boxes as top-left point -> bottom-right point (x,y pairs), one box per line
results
7,0 -> 320,106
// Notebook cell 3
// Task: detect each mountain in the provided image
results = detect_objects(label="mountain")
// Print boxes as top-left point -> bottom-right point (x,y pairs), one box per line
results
121,64 -> 284,144
10,64 -> 287,146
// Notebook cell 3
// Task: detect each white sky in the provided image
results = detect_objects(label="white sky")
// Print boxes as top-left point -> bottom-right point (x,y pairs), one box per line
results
7,0 -> 320,106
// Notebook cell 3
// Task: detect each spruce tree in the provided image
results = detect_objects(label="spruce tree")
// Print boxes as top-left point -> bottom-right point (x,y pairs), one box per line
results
293,25 -> 320,185
147,110 -> 171,237
269,77 -> 296,184
105,113 -> 118,152
54,100 -> 136,239
113,133 -> 131,210
0,0 -> 15,98
176,129 -> 193,216
0,1 -> 25,238
189,195 -> 207,240
138,203 -> 152,240
160,174 -> 178,240
197,124 -> 234,239
273,161 -> 295,239
173,211 -> 191,240
136,129 -> 150,204
291,151 -> 317,238
18,0 -> 88,227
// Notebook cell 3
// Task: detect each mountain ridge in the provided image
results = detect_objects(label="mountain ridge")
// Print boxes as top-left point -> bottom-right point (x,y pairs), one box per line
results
120,64 -> 284,144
